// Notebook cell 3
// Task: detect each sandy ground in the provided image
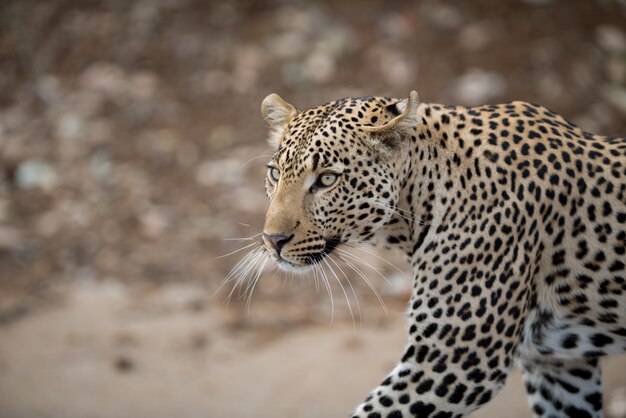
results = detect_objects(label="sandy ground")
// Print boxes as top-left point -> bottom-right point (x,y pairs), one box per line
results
1,281 -> 625,418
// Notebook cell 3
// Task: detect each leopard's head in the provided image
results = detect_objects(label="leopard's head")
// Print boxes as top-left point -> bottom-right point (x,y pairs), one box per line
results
260,91 -> 419,271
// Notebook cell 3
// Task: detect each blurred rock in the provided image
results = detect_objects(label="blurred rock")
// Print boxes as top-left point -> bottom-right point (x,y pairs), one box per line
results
15,160 -> 58,191
596,25 -> 626,54
574,102 -> 615,133
202,70 -> 231,95
571,61 -> 595,89
208,2 -> 239,29
128,71 -> 159,100
275,5 -> 322,35
207,125 -> 235,150
281,62 -> 309,88
195,158 -> 244,187
176,141 -> 200,168
421,2 -> 462,30
449,69 -> 506,105
55,113 -> 85,141
529,39 -> 560,70
604,85 -> 626,115
36,209 -> 62,237
36,75 -> 63,105
316,26 -> 358,57
138,129 -> 181,163
536,72 -> 564,101
458,23 -> 493,51
140,208 -> 169,239
607,55 -> 626,85
80,62 -> 127,99
232,45 -> 265,94
59,199 -> 92,228
0,226 -> 25,250
372,49 -> 414,88
305,50 -> 336,84
378,13 -> 415,41
90,150 -> 113,183
267,32 -> 307,60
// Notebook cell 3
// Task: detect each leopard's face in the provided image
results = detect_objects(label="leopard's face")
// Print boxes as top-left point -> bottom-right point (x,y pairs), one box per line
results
260,92 -> 419,271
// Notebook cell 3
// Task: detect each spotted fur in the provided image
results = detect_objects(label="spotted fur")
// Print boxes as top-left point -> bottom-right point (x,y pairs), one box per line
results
259,91 -> 626,418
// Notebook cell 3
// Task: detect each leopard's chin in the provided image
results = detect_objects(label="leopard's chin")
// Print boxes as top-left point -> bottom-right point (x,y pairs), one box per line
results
274,256 -> 313,274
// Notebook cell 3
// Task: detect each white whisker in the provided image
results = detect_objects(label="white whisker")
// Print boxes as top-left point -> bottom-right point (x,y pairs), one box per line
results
311,261 -> 321,293
226,247 -> 265,304
239,154 -> 273,168
337,254 -> 388,313
342,243 -> 409,279
327,253 -> 362,323
336,248 -> 391,285
364,197 -> 431,226
214,241 -> 260,258
318,258 -> 335,324
223,232 -> 263,242
213,245 -> 261,297
245,255 -> 269,314
322,255 -> 356,329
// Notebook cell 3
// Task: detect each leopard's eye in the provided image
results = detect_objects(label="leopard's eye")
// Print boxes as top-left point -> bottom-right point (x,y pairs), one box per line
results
268,167 -> 281,183
318,173 -> 338,188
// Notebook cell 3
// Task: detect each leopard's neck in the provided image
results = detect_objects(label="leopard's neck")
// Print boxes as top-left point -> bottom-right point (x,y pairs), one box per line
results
389,103 -> 475,259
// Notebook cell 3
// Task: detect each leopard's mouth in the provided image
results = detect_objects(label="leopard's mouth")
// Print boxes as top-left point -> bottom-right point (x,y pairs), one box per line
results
304,237 -> 342,265
271,237 -> 343,271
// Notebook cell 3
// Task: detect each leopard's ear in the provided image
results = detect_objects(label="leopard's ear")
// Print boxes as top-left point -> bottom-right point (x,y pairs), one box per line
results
261,93 -> 297,129
364,91 -> 419,135
363,91 -> 419,156
261,93 -> 297,148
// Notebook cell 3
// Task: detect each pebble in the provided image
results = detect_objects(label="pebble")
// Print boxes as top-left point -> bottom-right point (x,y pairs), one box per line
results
80,62 -> 127,99
0,226 -> 25,250
421,2 -> 462,29
55,113 -> 84,141
90,150 -> 112,183
449,69 -> 506,105
140,208 -> 169,239
596,25 -> 626,54
281,62 -> 309,88
113,355 -> 135,373
305,50 -> 336,84
202,70 -> 231,95
458,23 -> 493,51
268,32 -> 307,60
195,158 -> 244,187
604,85 -> 626,115
207,125 -> 235,150
607,55 -> 626,85
128,71 -> 159,100
15,160 -> 58,191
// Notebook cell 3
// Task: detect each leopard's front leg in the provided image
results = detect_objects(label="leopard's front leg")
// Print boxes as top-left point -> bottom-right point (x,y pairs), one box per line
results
351,215 -> 533,417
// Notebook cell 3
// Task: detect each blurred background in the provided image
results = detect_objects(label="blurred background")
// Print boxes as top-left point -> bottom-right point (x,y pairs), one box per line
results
1,0 -> 626,417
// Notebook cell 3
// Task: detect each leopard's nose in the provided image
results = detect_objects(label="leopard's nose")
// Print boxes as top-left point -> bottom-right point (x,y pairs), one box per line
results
262,232 -> 294,254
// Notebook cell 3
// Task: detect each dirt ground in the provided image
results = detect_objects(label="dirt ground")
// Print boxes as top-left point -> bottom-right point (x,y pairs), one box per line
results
1,1 -> 626,417
1,281 -> 626,418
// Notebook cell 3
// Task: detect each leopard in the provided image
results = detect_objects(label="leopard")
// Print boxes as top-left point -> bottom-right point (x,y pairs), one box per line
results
256,90 -> 626,418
